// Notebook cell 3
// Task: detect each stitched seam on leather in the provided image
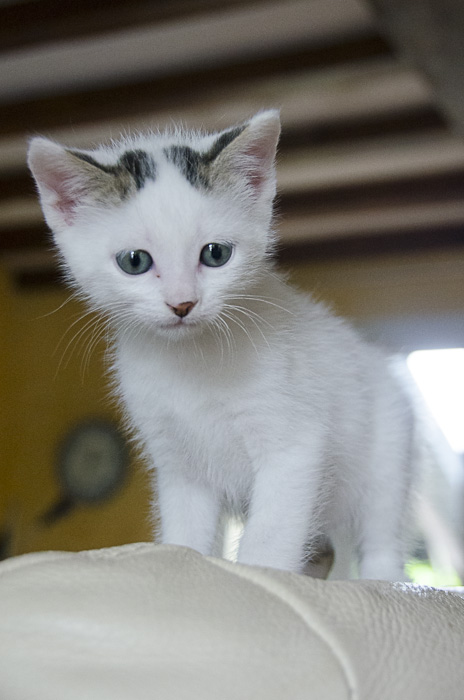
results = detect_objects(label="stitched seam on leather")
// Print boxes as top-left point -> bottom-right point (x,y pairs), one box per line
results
207,557 -> 357,700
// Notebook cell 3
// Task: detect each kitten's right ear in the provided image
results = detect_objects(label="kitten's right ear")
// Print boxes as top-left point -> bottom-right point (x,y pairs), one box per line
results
212,110 -> 281,203
28,137 -> 96,232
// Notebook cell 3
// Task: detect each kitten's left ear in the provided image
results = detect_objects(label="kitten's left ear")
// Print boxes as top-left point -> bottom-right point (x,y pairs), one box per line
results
28,137 -> 85,232
214,109 -> 281,201
28,137 -> 120,233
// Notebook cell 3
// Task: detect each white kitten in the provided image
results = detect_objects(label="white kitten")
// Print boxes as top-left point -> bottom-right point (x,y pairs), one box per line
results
28,111 -> 415,579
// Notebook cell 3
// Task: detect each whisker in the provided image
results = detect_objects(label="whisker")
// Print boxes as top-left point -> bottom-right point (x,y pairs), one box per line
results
54,315 -> 103,379
223,303 -> 275,331
79,317 -> 110,379
223,304 -> 272,349
220,310 -> 260,357
227,294 -> 294,315
192,334 -> 206,366
53,307 -> 100,357
35,293 -> 77,320
212,315 -> 235,363
53,300 -> 131,380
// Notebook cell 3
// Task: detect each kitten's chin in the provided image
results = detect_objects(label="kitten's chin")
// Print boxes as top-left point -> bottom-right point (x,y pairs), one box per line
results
153,318 -> 205,341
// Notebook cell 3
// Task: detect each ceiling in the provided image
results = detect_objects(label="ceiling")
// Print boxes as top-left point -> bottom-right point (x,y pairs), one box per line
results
1,0 -> 464,287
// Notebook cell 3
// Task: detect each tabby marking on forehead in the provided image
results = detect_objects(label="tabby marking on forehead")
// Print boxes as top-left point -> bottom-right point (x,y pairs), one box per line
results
69,148 -> 157,198
164,126 -> 244,189
118,150 -> 157,190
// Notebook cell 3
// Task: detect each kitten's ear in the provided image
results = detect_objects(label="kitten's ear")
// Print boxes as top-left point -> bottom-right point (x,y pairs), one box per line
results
214,109 -> 281,200
28,137 -> 112,231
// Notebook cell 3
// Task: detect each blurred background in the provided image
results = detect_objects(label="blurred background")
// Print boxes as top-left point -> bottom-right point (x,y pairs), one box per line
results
0,0 -> 463,584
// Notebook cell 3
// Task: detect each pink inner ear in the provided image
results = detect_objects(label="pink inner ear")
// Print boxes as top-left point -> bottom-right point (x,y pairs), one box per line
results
45,168 -> 84,225
54,188 -> 80,225
240,138 -> 275,194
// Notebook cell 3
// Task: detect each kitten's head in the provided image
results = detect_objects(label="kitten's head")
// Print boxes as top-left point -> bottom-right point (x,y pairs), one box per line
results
28,110 -> 280,339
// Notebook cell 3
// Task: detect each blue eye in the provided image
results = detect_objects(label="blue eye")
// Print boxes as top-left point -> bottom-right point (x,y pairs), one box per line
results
200,243 -> 233,267
116,250 -> 153,275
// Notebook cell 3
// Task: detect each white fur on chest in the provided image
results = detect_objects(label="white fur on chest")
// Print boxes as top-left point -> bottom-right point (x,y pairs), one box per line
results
113,330 -> 285,501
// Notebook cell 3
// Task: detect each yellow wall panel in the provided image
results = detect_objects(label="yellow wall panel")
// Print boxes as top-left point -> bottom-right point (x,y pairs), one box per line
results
0,271 -> 152,557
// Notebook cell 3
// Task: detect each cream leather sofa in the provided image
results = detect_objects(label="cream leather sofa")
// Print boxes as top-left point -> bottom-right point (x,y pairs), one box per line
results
0,542 -> 463,699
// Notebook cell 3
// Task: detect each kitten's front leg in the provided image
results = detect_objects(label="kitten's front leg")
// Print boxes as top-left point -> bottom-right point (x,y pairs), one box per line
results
155,468 -> 221,557
237,443 -> 324,573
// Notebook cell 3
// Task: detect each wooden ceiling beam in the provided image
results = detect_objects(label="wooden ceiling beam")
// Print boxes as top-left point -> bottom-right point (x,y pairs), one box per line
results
0,36 -> 389,140
279,223 -> 464,264
0,56 -> 433,177
280,200 -> 464,244
278,131 -> 464,192
0,0 -> 264,54
0,225 -> 48,252
1,0 -> 376,103
279,169 -> 464,216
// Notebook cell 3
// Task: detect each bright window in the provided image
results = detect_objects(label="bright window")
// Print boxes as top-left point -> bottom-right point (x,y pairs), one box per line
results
407,348 -> 464,454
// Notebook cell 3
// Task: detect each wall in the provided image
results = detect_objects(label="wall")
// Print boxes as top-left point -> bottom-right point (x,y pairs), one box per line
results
0,267 -> 152,557
285,246 -> 464,350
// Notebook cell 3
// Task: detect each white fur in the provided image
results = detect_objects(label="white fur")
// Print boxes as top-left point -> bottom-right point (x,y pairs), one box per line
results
28,111 -> 415,579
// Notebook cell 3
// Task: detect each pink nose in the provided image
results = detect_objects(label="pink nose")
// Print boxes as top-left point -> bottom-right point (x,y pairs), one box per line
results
167,301 -> 197,318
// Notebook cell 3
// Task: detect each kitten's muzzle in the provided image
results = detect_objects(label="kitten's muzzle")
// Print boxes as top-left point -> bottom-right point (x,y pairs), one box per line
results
167,301 -> 197,318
